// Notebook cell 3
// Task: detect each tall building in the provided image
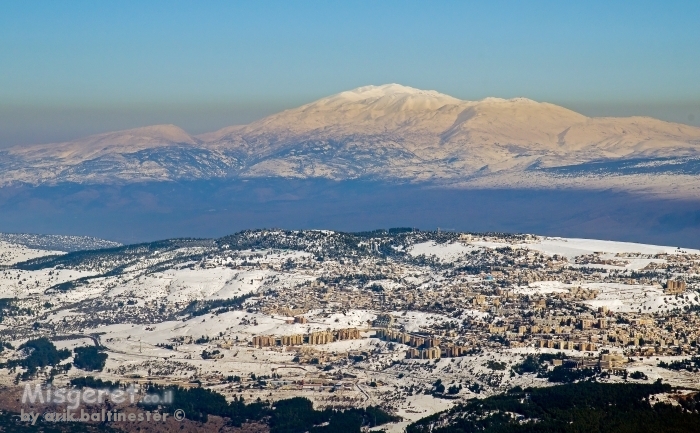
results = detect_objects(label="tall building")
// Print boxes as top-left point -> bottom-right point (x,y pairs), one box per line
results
665,280 -> 686,295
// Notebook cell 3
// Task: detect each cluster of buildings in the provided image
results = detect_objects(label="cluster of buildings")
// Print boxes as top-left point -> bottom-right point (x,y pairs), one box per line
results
555,353 -> 627,370
536,339 -> 597,351
237,235 -> 700,373
375,328 -> 471,359
252,328 -> 362,348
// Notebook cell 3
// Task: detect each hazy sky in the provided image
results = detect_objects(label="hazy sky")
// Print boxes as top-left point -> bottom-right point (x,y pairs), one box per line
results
2,1 -> 699,147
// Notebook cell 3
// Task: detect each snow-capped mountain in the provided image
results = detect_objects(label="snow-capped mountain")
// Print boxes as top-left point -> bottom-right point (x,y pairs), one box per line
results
3,84 -> 700,190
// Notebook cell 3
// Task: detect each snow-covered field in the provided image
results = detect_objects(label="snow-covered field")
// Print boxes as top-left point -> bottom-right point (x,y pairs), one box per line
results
473,236 -> 698,258
408,241 -> 476,262
513,281 -> 570,295
0,240 -> 62,266
524,237 -> 695,258
583,283 -> 700,313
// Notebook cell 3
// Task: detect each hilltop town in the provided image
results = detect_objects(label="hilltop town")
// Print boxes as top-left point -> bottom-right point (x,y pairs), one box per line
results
0,229 -> 699,430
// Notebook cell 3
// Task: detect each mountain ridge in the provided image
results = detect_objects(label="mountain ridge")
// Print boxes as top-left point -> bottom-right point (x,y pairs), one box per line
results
3,84 -> 700,192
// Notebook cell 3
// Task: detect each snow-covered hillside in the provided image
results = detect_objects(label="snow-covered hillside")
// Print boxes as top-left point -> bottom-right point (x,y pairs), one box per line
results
0,229 -> 699,423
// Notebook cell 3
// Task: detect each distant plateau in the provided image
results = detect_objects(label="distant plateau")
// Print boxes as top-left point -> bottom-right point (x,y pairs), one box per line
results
1,179 -> 700,248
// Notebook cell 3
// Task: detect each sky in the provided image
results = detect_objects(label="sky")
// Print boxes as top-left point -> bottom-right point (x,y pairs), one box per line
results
1,0 -> 700,147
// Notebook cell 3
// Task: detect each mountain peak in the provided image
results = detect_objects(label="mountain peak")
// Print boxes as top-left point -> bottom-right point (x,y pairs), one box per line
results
478,96 -> 539,104
234,84 -> 466,139
105,124 -> 196,143
332,83 -> 462,104
10,123 -> 198,162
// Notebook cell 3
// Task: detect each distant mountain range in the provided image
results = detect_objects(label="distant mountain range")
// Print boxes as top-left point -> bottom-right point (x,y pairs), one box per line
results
3,84 -> 700,195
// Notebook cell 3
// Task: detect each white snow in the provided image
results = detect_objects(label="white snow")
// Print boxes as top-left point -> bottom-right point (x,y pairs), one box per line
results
583,283 -> 700,313
408,241 -> 476,262
522,237 -> 696,259
0,241 -> 62,266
